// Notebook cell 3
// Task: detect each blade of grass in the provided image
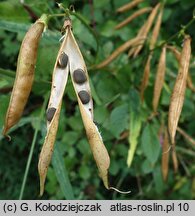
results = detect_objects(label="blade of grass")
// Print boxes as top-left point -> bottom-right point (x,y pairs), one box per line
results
52,144 -> 75,199
19,93 -> 49,200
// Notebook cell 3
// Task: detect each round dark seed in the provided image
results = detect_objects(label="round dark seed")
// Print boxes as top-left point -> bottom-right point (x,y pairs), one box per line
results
46,107 -> 56,122
78,90 -> 90,104
73,69 -> 87,84
58,52 -> 68,68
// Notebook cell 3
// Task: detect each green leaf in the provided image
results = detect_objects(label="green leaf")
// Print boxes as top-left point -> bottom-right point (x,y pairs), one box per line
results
141,124 -> 161,164
100,20 -> 116,37
141,159 -> 154,174
94,0 -> 110,8
110,103 -> 129,138
79,165 -> 91,180
127,90 -> 142,167
153,166 -> 164,194
52,144 -> 74,200
0,0 -> 29,22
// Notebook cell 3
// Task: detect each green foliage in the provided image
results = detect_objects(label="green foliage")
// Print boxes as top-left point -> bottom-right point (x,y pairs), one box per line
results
141,124 -> 161,164
0,0 -> 195,200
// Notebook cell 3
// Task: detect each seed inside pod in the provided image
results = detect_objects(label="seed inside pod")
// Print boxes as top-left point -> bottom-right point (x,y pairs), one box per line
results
46,107 -> 56,122
73,69 -> 87,84
78,90 -> 90,104
58,52 -> 68,68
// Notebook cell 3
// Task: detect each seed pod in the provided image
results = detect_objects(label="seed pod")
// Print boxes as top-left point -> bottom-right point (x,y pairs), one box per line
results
152,46 -> 166,112
172,148 -> 178,173
94,36 -> 144,69
140,54 -> 152,101
168,36 -> 191,145
3,15 -> 46,136
67,25 -> 111,189
46,107 -> 56,122
128,23 -> 147,57
78,90 -> 90,104
161,127 -> 170,182
167,46 -> 195,92
39,103 -> 61,196
133,3 -> 161,58
150,7 -> 163,50
73,69 -> 87,84
57,52 -> 68,68
38,23 -> 70,196
116,0 -> 144,13
115,7 -> 152,30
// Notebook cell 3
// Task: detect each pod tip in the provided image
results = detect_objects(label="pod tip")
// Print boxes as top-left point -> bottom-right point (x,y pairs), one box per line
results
2,128 -> 11,141
109,186 -> 131,194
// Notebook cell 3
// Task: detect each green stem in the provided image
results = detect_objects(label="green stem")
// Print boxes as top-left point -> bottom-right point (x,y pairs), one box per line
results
48,13 -> 66,19
19,94 -> 49,200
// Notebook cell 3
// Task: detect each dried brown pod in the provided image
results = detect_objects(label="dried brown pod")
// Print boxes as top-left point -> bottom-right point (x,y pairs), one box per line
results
115,7 -> 152,30
3,15 -> 47,136
133,3 -> 161,58
168,36 -> 191,145
152,46 -> 166,112
150,7 -> 163,50
167,45 -> 195,92
128,22 -> 147,57
116,0 -> 144,13
140,54 -> 152,101
172,147 -> 178,173
161,127 -> 170,181
94,36 -> 144,69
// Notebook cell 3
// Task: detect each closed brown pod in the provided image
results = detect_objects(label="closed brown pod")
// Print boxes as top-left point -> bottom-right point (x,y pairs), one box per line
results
3,15 -> 46,136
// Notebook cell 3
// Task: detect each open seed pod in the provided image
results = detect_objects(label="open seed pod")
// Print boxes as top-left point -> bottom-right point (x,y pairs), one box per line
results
39,19 -> 122,195
65,23 -> 111,189
38,21 -> 70,196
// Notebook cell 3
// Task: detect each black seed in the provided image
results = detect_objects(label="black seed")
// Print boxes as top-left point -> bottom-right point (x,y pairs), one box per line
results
78,90 -> 90,104
73,69 -> 87,84
46,107 -> 56,122
58,52 -> 68,68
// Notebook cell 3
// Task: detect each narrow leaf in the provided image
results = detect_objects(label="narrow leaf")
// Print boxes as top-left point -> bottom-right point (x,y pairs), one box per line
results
127,90 -> 142,167
52,144 -> 74,200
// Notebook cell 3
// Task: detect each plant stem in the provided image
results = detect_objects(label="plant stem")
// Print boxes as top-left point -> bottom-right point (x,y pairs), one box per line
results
19,94 -> 49,200
151,15 -> 195,52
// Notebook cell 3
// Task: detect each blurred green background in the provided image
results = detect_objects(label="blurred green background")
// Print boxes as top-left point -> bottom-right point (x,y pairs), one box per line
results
0,0 -> 195,200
